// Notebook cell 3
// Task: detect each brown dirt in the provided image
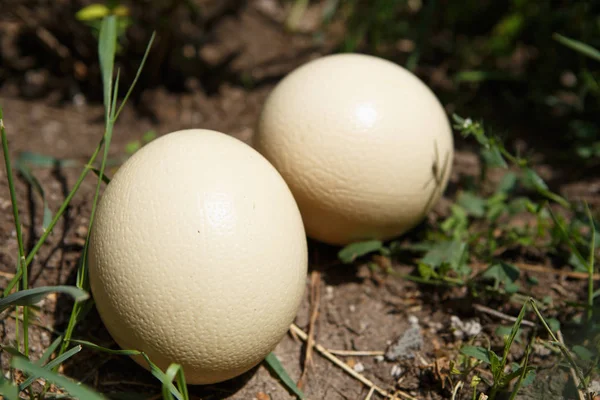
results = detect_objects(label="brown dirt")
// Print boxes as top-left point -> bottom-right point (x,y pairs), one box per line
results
0,1 -> 597,400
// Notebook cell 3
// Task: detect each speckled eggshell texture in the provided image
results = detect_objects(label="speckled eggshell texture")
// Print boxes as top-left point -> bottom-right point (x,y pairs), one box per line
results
88,129 -> 308,385
253,53 -> 454,246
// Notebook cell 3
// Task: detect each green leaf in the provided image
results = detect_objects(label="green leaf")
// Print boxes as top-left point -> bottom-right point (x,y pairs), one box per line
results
460,345 -> 491,364
125,140 -> 141,154
264,352 -> 305,399
142,130 -> 157,143
572,345 -> 594,361
12,356 -> 106,400
455,70 -> 516,82
20,345 -> 82,390
497,172 -> 518,194
76,4 -> 111,21
16,151 -> 78,168
495,325 -> 523,344
490,350 -> 502,376
481,147 -> 508,168
553,33 -> 600,62
420,239 -> 467,271
546,318 -> 561,333
457,191 -> 486,217
482,262 -> 520,287
0,286 -> 89,312
0,375 -> 18,400
338,240 -> 383,263
522,168 -> 548,191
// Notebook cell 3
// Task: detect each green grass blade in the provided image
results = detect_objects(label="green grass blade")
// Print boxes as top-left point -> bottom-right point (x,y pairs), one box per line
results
264,352 -> 305,399
72,340 -> 186,400
0,286 -> 89,312
0,375 -> 18,400
69,339 -> 141,356
509,340 -> 533,400
2,138 -> 105,297
501,302 -> 528,365
162,364 -> 180,400
529,299 -> 588,395
15,160 -> 53,231
140,354 -> 185,400
114,31 -> 156,120
12,356 -> 106,400
37,335 -> 64,366
98,15 -> 117,122
1,107 -> 29,357
586,203 -> 596,324
553,33 -> 600,62
60,16 -> 120,358
89,166 -> 112,184
19,345 -> 82,390
162,364 -> 189,400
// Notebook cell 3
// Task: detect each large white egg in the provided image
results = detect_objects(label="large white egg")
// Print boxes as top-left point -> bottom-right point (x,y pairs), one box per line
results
254,53 -> 454,245
88,129 -> 308,384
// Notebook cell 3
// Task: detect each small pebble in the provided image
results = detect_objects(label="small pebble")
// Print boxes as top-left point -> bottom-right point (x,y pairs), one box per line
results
353,362 -> 365,373
325,285 -> 334,300
391,364 -> 403,379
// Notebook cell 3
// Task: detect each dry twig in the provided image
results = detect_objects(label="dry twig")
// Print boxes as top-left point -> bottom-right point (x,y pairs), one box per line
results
290,324 -> 417,400
297,270 -> 321,389
327,349 -> 386,357
473,304 -> 536,327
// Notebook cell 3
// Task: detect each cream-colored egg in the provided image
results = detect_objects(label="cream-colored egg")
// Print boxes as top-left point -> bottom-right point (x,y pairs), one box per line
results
88,129 -> 308,384
254,53 -> 454,245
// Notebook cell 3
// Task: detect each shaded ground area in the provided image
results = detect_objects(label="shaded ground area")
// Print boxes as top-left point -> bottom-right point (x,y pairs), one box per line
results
0,1 -> 598,399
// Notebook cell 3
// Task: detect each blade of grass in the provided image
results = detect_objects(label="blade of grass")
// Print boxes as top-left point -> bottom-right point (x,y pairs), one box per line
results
19,345 -> 82,390
163,364 -> 189,400
264,352 -> 305,399
71,339 -> 186,400
501,302 -> 528,365
99,15 -> 117,123
12,356 -> 106,400
508,340 -> 532,400
114,31 -> 155,120
0,107 -> 29,357
2,138 -> 104,297
36,335 -> 63,366
586,203 -> 596,324
15,160 -> 53,231
529,299 -> 589,398
58,15 -> 119,358
0,285 -> 88,312
553,33 -> 600,62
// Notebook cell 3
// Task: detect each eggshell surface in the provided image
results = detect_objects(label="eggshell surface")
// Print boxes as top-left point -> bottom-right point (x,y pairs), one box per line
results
88,129 -> 308,384
254,53 -> 454,245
